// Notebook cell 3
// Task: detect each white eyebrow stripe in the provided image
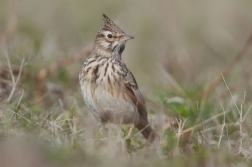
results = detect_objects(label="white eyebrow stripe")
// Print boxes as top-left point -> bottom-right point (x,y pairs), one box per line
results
103,31 -> 112,36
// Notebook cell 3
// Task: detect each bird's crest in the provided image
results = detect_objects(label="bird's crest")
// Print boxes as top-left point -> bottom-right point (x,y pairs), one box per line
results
102,14 -> 125,34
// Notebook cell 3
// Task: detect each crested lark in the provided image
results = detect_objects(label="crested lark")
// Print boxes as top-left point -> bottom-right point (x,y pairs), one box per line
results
79,14 -> 157,143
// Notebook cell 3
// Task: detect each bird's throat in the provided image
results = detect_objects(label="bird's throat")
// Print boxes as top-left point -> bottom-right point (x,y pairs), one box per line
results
93,45 -> 112,57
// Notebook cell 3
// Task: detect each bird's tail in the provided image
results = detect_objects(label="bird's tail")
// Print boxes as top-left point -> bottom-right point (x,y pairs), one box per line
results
136,118 -> 159,143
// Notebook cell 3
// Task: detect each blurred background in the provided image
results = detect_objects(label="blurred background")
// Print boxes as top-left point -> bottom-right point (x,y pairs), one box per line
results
1,0 -> 252,97
1,0 -> 252,166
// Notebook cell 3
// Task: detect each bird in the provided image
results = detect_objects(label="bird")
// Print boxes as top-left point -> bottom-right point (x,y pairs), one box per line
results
79,14 -> 158,143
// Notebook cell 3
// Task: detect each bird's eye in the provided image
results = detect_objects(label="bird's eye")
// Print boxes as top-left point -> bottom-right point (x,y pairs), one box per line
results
107,34 -> 112,38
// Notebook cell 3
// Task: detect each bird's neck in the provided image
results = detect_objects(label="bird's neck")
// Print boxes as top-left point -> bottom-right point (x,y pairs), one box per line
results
92,44 -> 112,58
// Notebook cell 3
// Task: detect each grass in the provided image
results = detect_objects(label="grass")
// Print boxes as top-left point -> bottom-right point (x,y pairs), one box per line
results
1,0 -> 252,166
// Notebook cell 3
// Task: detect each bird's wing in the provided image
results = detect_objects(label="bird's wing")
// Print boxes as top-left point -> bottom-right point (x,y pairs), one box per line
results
113,42 -> 148,122
123,70 -> 148,122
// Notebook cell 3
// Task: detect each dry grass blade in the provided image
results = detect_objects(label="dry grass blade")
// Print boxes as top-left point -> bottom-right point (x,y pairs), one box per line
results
5,52 -> 25,103
181,110 -> 231,134
175,117 -> 187,154
218,103 -> 226,148
221,73 -> 240,113
4,50 -> 15,84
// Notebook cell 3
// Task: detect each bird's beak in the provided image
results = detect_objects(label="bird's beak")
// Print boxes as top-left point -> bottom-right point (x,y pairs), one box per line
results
120,34 -> 134,42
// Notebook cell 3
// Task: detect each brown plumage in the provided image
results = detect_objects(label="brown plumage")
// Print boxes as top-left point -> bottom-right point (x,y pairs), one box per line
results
79,14 -> 158,143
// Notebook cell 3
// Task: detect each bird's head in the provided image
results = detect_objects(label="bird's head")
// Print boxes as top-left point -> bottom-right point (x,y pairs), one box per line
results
94,14 -> 134,56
